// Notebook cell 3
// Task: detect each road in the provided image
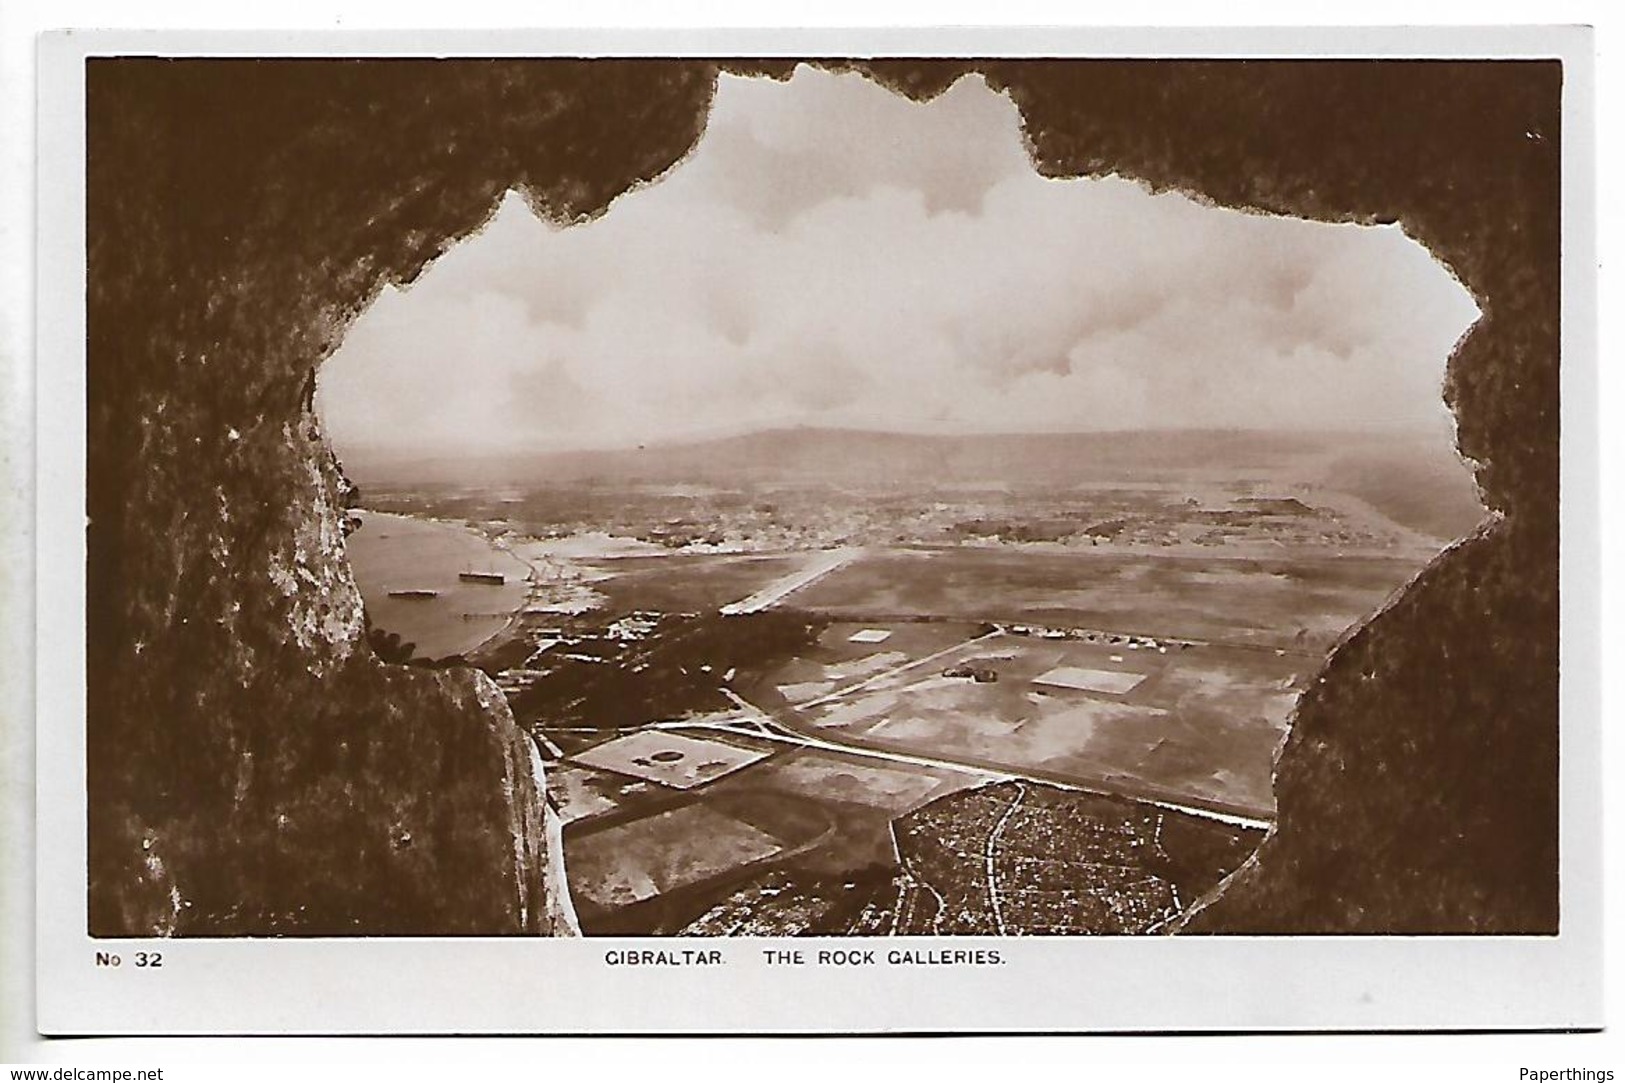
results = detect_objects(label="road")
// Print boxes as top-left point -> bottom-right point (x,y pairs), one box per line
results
666,681 -> 1275,831
984,783 -> 1027,935
719,547 -> 862,615
794,628 -> 1005,710
550,617 -> 1275,828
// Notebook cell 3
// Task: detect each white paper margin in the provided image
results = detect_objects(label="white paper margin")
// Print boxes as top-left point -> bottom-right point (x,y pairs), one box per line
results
33,24 -> 1602,1037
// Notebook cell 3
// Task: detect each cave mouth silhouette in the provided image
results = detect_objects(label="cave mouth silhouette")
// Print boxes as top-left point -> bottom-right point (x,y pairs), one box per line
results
313,64 -> 1488,838
85,57 -> 1560,938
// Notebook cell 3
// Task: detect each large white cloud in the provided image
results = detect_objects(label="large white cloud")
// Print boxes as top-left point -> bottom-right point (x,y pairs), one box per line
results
317,66 -> 1480,458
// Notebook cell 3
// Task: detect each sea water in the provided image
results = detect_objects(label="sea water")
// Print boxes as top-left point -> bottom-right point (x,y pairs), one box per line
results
344,511 -> 529,660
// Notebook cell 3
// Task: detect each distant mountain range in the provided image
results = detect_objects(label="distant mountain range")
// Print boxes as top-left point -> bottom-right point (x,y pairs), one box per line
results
347,426 -> 1388,486
343,425 -> 1486,539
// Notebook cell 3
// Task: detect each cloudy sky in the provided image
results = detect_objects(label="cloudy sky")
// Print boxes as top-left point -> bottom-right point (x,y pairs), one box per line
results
318,67 -> 1481,457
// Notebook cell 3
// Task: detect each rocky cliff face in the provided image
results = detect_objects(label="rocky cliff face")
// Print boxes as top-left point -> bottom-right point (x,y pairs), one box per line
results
86,60 -> 714,934
87,58 -> 1559,936
970,61 -> 1559,934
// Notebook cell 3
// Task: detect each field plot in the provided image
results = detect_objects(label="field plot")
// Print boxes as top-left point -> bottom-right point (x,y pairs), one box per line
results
790,546 -> 1424,649
582,552 -> 810,615
565,788 -> 838,933
546,762 -> 651,824
1034,666 -> 1148,694
813,619 -> 984,665
570,731 -> 770,790
739,748 -> 982,817
567,803 -> 786,910
690,748 -> 987,886
721,547 -> 860,614
747,619 -> 991,708
778,630 -> 1299,815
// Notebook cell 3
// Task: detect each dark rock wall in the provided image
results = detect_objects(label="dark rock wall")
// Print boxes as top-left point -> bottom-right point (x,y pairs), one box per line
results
86,57 -> 1559,936
86,59 -> 714,934
974,60 -> 1560,934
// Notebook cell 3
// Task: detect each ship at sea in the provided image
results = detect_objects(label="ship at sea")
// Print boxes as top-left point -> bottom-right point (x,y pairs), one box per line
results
347,512 -> 529,659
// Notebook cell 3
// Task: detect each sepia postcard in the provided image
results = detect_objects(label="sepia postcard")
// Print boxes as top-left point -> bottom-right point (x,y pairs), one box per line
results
32,25 -> 1600,1035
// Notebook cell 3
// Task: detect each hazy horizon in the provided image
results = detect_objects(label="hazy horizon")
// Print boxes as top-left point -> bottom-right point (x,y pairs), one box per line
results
337,417 -> 1461,466
317,66 -> 1481,462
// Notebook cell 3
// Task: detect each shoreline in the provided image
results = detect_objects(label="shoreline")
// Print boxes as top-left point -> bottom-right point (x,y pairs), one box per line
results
352,510 -> 534,662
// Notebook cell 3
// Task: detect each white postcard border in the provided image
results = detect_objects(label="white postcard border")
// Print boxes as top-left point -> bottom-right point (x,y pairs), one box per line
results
34,25 -> 1601,1036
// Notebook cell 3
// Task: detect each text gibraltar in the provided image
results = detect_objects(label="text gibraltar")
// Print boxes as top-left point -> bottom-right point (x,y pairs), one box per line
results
605,949 -> 724,966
